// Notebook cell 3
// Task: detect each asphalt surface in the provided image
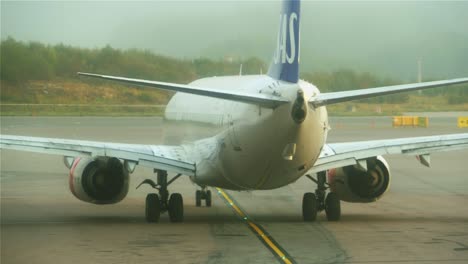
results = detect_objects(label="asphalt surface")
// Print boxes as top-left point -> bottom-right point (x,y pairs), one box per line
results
1,116 -> 468,264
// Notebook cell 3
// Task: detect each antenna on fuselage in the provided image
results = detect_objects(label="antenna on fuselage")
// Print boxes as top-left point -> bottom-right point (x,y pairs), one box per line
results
239,64 -> 243,76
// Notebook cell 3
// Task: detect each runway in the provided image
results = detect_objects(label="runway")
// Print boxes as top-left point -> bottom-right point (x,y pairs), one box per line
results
1,116 -> 468,264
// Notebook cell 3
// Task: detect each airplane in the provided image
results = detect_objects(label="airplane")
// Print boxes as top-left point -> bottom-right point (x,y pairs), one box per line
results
1,0 -> 468,223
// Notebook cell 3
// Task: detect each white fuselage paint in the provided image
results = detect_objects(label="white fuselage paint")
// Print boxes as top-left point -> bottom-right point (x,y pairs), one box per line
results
165,75 -> 329,190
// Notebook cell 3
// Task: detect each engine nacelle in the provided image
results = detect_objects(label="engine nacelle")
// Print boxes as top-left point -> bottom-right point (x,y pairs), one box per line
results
328,156 -> 391,203
68,157 -> 129,204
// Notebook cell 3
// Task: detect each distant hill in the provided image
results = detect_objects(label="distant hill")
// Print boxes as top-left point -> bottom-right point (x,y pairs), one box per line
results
3,1 -> 467,81
1,38 -> 466,109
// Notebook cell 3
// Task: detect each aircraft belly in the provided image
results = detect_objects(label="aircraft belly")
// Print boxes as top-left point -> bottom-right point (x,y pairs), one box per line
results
215,105 -> 326,190
180,84 -> 329,191
258,107 -> 327,189
187,135 -> 246,190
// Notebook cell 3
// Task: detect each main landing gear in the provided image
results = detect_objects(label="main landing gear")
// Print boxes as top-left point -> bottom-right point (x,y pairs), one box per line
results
302,171 -> 341,222
137,170 -> 184,223
195,188 -> 212,207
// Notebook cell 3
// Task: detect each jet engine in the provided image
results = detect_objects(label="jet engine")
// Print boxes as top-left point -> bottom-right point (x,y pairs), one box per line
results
328,156 -> 390,203
67,157 -> 129,204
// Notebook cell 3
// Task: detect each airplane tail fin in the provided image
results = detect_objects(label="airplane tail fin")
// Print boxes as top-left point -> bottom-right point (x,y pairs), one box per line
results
267,0 -> 301,83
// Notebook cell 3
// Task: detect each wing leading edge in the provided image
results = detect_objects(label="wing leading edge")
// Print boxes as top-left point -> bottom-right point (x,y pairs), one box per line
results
310,78 -> 468,107
0,135 -> 196,176
309,133 -> 468,174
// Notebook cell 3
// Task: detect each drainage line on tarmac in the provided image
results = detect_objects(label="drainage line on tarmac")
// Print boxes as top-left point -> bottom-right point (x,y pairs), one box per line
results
215,187 -> 297,264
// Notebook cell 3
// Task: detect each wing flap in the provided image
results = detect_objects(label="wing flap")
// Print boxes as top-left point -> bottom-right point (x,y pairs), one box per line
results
0,135 -> 196,176
78,72 -> 289,108
309,133 -> 468,174
310,78 -> 468,107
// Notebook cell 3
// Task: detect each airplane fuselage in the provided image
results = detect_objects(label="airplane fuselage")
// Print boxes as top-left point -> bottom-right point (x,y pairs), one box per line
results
165,75 -> 329,190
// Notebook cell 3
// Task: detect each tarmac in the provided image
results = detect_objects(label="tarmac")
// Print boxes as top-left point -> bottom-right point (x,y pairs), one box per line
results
1,116 -> 467,264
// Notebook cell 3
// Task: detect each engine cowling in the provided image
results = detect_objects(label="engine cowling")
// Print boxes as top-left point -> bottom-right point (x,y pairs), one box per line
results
328,156 -> 391,203
68,157 -> 129,204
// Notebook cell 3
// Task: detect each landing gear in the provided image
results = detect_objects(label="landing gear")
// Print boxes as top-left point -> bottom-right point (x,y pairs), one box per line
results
325,192 -> 340,221
168,193 -> 184,222
302,171 -> 341,222
145,193 -> 161,222
302,192 -> 317,221
206,190 -> 212,207
137,170 -> 184,223
196,190 -> 202,207
195,188 -> 212,207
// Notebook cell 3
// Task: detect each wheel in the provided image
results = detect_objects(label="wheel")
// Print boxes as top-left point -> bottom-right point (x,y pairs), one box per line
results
145,193 -> 161,223
205,190 -> 212,207
325,192 -> 341,221
196,190 -> 202,207
302,192 -> 318,222
168,193 -> 184,222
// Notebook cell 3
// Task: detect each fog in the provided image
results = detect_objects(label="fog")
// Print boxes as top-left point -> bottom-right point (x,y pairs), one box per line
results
2,0 -> 468,81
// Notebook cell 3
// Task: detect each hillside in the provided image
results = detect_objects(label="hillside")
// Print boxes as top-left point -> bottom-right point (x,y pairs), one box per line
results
1,39 -> 467,116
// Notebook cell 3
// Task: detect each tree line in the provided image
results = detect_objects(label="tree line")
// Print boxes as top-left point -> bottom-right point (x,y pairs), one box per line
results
1,37 -> 466,104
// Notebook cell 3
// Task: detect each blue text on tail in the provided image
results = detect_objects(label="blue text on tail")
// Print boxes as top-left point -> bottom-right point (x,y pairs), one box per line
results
267,0 -> 300,83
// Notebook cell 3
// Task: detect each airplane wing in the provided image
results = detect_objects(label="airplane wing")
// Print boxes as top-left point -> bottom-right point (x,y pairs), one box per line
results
77,72 -> 289,108
310,78 -> 468,107
0,135 -> 196,176
309,133 -> 468,174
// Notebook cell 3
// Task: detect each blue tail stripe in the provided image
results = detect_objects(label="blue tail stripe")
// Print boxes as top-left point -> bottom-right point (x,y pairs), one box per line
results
267,0 -> 300,83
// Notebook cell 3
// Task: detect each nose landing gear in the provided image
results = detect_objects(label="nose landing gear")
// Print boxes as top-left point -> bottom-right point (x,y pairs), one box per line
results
302,171 -> 341,221
195,188 -> 212,207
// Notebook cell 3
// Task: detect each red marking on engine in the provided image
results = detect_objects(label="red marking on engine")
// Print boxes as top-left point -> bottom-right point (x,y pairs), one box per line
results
327,169 -> 337,192
68,157 -> 81,197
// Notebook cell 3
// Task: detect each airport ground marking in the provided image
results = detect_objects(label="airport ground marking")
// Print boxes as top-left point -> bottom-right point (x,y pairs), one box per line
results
216,187 -> 296,264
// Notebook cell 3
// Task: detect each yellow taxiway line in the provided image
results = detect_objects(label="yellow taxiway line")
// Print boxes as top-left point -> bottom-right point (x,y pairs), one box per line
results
216,187 -> 295,264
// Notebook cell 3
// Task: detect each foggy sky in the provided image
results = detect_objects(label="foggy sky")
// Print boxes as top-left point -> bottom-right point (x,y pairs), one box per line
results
2,0 -> 468,81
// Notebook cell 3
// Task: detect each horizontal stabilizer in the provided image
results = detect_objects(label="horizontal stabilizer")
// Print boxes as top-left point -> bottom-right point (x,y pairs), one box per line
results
310,78 -> 468,107
78,72 -> 289,108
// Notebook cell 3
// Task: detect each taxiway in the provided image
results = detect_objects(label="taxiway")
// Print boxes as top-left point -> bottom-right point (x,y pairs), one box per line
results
1,116 -> 467,264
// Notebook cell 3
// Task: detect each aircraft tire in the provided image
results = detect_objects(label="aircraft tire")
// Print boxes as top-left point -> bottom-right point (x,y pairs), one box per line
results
206,190 -> 212,207
196,190 -> 202,207
302,192 -> 318,222
325,192 -> 341,221
145,193 -> 161,223
168,193 -> 184,222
